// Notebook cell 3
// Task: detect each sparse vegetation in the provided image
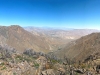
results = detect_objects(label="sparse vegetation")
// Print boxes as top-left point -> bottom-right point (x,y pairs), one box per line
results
1,66 -> 7,70
0,26 -> 100,75
13,72 -> 17,75
34,62 -> 39,68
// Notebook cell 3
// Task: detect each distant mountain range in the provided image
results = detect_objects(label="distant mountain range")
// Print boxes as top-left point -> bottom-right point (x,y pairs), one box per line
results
25,26 -> 100,40
0,25 -> 100,55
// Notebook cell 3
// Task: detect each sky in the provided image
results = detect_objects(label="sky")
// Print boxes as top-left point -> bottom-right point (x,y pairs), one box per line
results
0,0 -> 100,29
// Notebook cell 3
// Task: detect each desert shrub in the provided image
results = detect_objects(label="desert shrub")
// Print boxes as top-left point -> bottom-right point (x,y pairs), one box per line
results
23,56 -> 33,62
15,55 -> 23,60
87,64 -> 91,68
75,73 -> 79,75
0,62 -> 5,66
13,72 -> 17,75
80,63 -> 86,68
15,55 -> 24,63
34,62 -> 39,68
23,49 -> 36,56
0,45 -> 16,59
36,52 -> 45,56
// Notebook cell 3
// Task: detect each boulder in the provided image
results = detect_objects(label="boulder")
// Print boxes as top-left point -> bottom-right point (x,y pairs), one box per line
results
41,69 -> 55,75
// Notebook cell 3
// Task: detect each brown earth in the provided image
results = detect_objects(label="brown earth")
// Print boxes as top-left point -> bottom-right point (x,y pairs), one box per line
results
0,25 -> 52,52
54,32 -> 100,62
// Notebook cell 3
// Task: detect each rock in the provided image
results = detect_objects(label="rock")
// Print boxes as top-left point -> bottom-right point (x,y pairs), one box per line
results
36,56 -> 47,65
35,56 -> 48,75
74,69 -> 85,74
41,69 -> 55,75
0,71 -> 13,75
36,56 -> 48,70
58,68 -> 66,75
96,65 -> 100,73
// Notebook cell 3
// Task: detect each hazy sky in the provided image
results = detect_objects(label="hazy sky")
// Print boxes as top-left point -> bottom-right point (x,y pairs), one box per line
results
0,0 -> 100,29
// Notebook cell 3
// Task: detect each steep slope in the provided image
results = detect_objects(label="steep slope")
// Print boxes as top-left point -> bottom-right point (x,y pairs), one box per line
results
25,27 -> 100,52
24,27 -> 75,51
54,32 -> 100,62
0,25 -> 52,52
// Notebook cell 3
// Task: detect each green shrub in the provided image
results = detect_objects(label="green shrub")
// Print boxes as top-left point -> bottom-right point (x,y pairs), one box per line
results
0,62 -> 5,66
16,55 -> 23,60
34,62 -> 39,68
13,72 -> 16,75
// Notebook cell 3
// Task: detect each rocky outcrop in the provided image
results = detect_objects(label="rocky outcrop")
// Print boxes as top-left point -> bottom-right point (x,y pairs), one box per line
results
41,69 -> 55,75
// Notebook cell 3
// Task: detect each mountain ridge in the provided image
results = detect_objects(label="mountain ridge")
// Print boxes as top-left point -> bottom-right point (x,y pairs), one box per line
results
53,32 -> 100,62
0,25 -> 52,52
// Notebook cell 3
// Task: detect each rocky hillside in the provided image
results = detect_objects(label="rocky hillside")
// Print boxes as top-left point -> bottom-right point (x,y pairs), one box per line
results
54,32 -> 100,62
0,25 -> 55,52
0,45 -> 100,75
